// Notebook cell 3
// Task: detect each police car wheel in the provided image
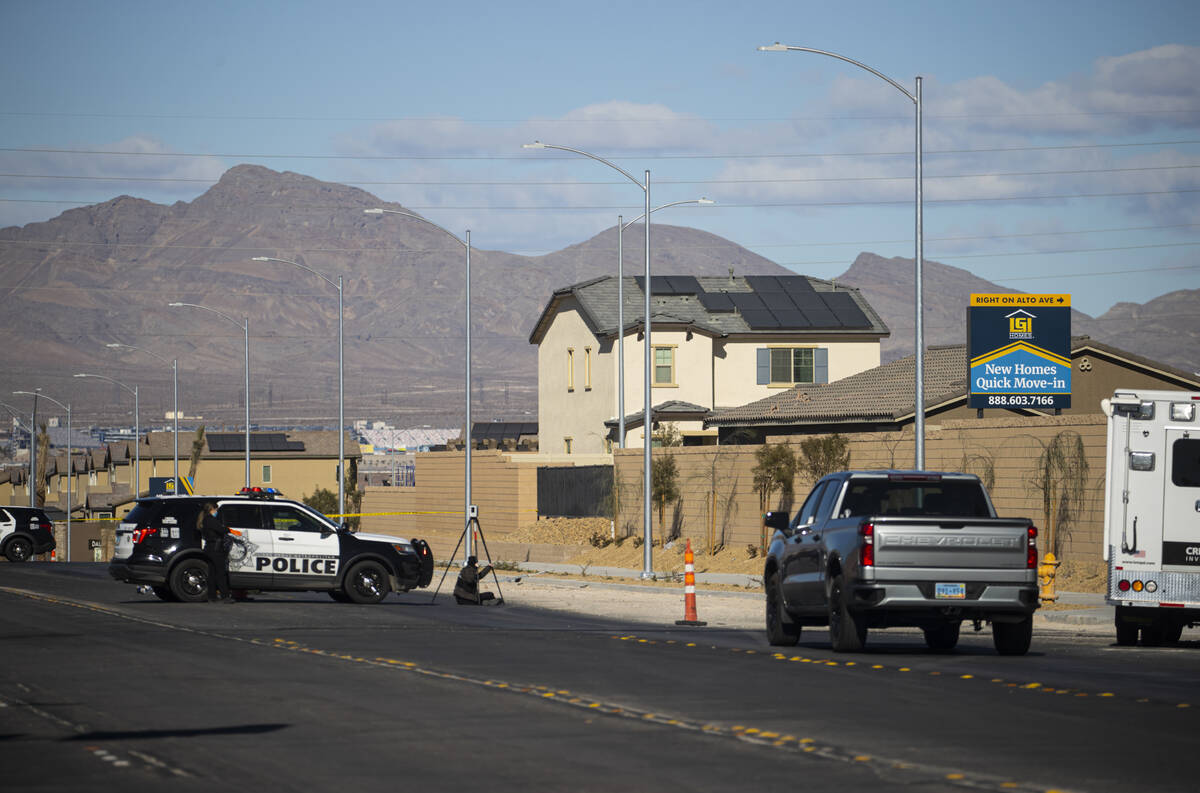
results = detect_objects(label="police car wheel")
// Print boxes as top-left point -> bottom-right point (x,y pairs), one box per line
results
344,560 -> 390,604
328,590 -> 351,603
4,536 -> 32,563
169,559 -> 212,603
152,585 -> 179,602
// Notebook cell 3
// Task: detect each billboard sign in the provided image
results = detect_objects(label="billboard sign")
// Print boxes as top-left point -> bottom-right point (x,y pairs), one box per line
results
968,294 -> 1071,410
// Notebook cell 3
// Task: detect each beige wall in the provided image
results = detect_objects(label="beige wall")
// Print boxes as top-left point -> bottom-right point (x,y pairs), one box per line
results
715,337 -> 881,408
614,414 -> 1110,567
538,297 -> 617,455
359,450 -> 546,558
151,455 -> 342,502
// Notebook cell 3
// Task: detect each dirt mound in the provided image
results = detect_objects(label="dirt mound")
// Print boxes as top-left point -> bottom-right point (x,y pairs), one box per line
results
507,517 -> 613,545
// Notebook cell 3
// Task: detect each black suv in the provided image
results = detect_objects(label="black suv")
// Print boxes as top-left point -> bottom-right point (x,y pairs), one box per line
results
109,489 -> 434,603
1,505 -> 57,562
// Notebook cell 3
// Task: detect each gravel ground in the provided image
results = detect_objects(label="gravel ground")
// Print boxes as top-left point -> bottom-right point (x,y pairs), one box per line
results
486,575 -> 1110,635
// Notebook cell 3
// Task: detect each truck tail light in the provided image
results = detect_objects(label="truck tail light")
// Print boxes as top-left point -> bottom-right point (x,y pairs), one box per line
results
1026,525 -> 1038,569
860,523 -> 875,567
1118,579 -> 1131,592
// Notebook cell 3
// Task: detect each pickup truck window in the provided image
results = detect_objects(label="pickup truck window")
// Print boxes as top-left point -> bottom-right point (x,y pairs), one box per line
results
839,480 -> 992,518
791,481 -> 828,530
815,479 -> 844,520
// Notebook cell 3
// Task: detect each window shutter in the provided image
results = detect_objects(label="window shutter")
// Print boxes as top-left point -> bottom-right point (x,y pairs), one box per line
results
756,348 -> 770,384
814,348 -> 829,384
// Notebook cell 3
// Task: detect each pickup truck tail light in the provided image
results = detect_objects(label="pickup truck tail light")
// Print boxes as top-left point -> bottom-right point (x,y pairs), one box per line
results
860,523 -> 875,567
1026,525 -> 1038,568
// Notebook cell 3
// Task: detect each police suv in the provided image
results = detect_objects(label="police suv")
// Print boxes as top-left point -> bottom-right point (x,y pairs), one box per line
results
0,505 -> 57,562
109,488 -> 433,603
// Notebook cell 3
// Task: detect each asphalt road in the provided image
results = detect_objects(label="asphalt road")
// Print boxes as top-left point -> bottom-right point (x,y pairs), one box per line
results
1,563 -> 1196,793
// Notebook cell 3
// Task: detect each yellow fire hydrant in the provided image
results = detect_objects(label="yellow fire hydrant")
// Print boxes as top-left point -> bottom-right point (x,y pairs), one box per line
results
1038,551 -> 1060,603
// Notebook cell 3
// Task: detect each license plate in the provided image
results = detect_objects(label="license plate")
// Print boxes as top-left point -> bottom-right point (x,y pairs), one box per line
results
935,583 -> 966,599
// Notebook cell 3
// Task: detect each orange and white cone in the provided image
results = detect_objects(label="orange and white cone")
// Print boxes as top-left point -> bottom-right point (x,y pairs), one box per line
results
675,539 -> 707,626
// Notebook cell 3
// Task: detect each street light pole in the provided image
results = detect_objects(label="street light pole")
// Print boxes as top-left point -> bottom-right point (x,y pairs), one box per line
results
759,42 -> 926,468
106,344 -> 179,488
252,257 -> 346,519
75,373 -> 139,497
523,141 -> 656,578
15,391 -> 70,560
363,208 -> 474,560
168,303 -> 251,487
615,199 -> 714,449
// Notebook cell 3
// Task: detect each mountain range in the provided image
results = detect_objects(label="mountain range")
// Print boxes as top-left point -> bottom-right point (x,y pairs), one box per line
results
1,165 -> 1194,430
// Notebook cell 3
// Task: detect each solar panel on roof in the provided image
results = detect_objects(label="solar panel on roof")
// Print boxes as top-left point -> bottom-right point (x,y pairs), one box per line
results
760,292 -> 795,310
729,293 -> 766,310
772,309 -> 811,328
698,292 -> 735,312
789,292 -> 827,309
821,292 -> 871,328
741,309 -> 780,329
666,276 -> 700,294
803,308 -> 841,328
745,275 -> 782,293
779,276 -> 815,293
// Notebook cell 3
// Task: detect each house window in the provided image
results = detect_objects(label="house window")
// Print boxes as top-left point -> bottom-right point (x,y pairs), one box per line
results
604,438 -> 613,454
584,346 -> 592,390
262,464 -> 272,483
567,348 -> 575,391
771,347 -> 814,384
654,346 -> 675,385
564,437 -> 573,454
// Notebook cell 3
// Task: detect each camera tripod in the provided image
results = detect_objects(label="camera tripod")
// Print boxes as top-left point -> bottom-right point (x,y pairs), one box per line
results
429,515 -> 505,605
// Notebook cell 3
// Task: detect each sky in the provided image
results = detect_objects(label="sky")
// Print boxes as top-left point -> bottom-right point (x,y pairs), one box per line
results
2,0 -> 1198,318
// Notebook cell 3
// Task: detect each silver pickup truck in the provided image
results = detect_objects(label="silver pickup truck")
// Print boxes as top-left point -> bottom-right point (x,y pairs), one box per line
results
763,471 -> 1039,655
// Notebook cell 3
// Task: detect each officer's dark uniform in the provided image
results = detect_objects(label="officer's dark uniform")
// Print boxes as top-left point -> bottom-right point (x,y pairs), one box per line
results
454,556 -> 497,605
199,504 -> 232,601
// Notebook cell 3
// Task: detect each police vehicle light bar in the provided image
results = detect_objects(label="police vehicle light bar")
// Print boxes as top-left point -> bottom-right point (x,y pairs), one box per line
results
238,487 -> 282,499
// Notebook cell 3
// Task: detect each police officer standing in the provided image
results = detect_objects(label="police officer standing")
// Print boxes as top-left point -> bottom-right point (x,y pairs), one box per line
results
454,556 -> 500,605
198,501 -> 233,602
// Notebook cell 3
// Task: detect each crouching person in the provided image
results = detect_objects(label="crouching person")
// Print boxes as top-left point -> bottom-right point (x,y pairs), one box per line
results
454,556 -> 501,605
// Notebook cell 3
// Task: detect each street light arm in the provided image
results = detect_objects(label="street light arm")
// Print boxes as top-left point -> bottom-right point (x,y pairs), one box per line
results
622,198 -> 714,230
758,43 -> 916,104
363,209 -> 468,248
106,343 -> 171,367
251,256 -> 339,290
74,372 -> 136,396
523,141 -> 646,192
168,302 -> 247,330
14,391 -> 68,412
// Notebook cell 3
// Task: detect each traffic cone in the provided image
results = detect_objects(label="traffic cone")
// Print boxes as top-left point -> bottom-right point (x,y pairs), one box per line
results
675,539 -> 707,626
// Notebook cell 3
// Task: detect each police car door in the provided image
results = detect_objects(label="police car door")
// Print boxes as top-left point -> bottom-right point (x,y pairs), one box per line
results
263,503 -> 341,589
216,502 -> 272,589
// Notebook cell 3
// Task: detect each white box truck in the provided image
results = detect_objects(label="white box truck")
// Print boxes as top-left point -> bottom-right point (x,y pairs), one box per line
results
1103,389 -> 1200,645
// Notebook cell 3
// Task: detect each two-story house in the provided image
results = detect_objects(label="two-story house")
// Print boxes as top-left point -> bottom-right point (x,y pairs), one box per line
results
529,274 -> 889,454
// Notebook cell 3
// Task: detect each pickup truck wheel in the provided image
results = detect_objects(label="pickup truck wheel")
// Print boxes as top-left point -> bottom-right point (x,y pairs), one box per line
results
923,621 -> 961,652
828,575 -> 866,652
992,615 -> 1033,656
765,574 -> 801,646
344,560 -> 390,604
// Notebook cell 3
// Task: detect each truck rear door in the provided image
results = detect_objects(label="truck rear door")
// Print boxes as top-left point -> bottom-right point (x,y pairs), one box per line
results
1163,428 -> 1200,573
